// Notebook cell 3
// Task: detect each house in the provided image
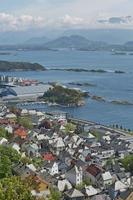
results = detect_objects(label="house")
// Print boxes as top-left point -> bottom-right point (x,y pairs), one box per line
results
26,164 -> 37,172
10,143 -> 21,153
42,152 -> 56,161
85,185 -> 99,197
50,162 -> 59,176
5,124 -> 13,134
101,171 -> 113,187
5,113 -> 16,119
85,164 -> 103,186
29,175 -> 50,199
52,137 -> 65,154
26,143 -> 39,157
65,166 -> 83,186
21,109 -> 28,116
44,161 -> 59,176
58,161 -> 69,173
13,163 -> 36,179
58,179 -> 72,192
14,127 -> 27,139
97,150 -> 115,160
78,148 -> 91,163
81,132 -> 96,143
108,180 -> 128,200
64,189 -> 85,200
0,137 -> 8,145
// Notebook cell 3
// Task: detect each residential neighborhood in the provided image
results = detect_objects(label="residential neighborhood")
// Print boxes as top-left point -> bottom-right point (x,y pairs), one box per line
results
0,104 -> 133,200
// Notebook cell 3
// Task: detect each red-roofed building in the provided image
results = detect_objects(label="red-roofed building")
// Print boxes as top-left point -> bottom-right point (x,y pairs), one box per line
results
85,164 -> 103,186
42,152 -> 56,161
14,127 -> 27,139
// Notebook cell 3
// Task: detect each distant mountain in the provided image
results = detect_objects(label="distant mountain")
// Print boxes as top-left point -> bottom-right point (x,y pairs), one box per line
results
63,29 -> 133,44
43,35 -> 107,49
25,36 -> 49,45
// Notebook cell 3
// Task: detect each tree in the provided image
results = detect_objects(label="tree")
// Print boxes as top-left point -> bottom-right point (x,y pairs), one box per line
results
48,187 -> 61,200
0,146 -> 20,164
0,146 -> 20,178
121,155 -> 133,175
64,123 -> 76,134
17,116 -> 33,130
0,156 -> 12,179
21,156 -> 32,165
0,176 -> 35,200
0,127 -> 10,139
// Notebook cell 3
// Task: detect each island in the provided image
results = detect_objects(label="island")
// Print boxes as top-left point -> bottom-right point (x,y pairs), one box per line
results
68,82 -> 96,87
111,100 -> 133,105
91,95 -> 106,102
50,68 -> 108,73
40,85 -> 89,107
0,61 -> 45,71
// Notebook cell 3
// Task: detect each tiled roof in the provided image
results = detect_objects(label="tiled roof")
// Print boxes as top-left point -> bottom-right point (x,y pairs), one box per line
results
14,127 -> 27,138
86,164 -> 102,177
42,152 -> 56,161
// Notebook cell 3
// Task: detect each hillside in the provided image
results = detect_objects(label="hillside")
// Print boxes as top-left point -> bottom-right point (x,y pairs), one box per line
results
0,61 -> 45,71
43,35 -> 107,49
25,36 -> 49,45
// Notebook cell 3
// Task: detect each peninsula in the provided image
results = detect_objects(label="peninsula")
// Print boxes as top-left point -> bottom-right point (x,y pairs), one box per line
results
0,61 -> 45,71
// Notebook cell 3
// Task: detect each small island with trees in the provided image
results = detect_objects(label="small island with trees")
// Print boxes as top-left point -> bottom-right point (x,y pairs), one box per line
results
40,85 -> 89,107
0,60 -> 45,71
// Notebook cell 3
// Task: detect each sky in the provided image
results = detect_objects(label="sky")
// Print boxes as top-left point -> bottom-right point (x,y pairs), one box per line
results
0,0 -> 133,32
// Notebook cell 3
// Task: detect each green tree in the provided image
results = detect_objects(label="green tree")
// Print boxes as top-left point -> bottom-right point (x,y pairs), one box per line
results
64,123 -> 76,134
0,146 -> 20,164
48,187 -> 61,200
0,156 -> 12,179
17,116 -> 33,129
0,127 -> 10,139
0,146 -> 20,178
121,155 -> 133,175
0,176 -> 35,200
21,156 -> 32,165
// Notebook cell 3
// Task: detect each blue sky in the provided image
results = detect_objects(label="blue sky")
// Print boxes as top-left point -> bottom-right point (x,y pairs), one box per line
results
0,0 -> 133,31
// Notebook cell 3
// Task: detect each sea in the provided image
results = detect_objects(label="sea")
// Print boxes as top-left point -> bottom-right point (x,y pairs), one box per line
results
0,49 -> 133,129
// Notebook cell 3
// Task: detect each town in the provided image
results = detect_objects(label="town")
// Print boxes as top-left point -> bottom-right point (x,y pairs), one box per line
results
0,104 -> 133,200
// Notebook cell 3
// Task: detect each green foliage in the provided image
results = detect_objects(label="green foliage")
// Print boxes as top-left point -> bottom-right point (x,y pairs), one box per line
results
76,179 -> 91,190
0,127 -> 10,139
49,187 -> 61,200
121,155 -> 133,174
91,131 -> 100,141
0,156 -> 12,179
43,85 -> 85,106
21,156 -> 32,165
32,157 -> 44,168
84,178 -> 92,186
0,146 -> 20,178
0,146 -> 20,164
0,60 -> 44,72
17,116 -> 33,129
64,123 -> 76,134
0,176 -> 35,200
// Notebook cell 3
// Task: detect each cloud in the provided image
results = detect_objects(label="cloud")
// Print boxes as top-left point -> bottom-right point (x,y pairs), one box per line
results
61,15 -> 84,27
0,12 -> 45,31
98,16 -> 133,25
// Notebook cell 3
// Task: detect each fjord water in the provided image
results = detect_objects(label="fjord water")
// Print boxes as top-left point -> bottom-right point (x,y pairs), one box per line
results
1,50 -> 133,129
